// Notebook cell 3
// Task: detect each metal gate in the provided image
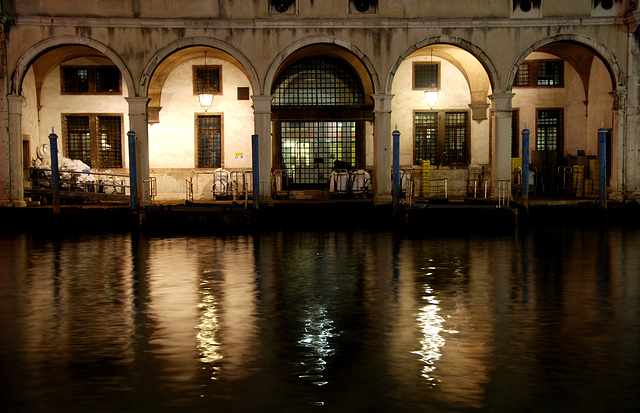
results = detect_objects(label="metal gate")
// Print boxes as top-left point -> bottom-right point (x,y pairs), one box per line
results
280,121 -> 356,188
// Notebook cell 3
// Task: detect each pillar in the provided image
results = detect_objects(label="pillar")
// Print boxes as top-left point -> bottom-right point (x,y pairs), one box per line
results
491,93 -> 515,195
372,94 -> 394,205
252,95 -> 273,206
7,95 -> 27,207
126,97 -> 150,207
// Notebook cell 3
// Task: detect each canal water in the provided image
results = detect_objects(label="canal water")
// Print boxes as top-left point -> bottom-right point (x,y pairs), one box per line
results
1,227 -> 639,412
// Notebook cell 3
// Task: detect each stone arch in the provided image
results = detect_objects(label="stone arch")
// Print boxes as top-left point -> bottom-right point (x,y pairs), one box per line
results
508,34 -> 625,92
140,37 -> 260,98
264,35 -> 381,97
388,36 -> 501,96
11,35 -> 135,97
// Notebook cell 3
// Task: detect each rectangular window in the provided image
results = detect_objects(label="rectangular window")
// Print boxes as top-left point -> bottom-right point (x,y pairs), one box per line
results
413,62 -> 440,89
537,60 -> 563,87
414,112 -> 438,164
444,112 -> 469,165
514,62 -> 531,87
514,60 -> 564,88
66,116 -> 92,165
193,65 -> 222,95
61,66 -> 121,94
197,115 -> 222,168
414,110 -> 469,166
536,109 -> 564,152
64,114 -> 123,169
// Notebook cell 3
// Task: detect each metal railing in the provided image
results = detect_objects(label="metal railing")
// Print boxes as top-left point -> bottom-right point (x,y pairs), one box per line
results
497,180 -> 511,207
429,178 -> 448,199
28,168 -> 130,202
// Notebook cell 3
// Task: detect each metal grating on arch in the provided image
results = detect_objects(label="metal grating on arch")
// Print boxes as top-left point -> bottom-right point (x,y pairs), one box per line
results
272,58 -> 363,106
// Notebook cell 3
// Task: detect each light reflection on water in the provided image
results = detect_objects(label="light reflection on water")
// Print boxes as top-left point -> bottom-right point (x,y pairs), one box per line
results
1,227 -> 639,412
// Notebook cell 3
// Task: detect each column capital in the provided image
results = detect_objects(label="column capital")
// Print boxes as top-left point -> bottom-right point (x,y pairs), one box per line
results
7,94 -> 26,114
490,93 -> 515,115
125,96 -> 151,111
252,95 -> 273,114
371,94 -> 394,113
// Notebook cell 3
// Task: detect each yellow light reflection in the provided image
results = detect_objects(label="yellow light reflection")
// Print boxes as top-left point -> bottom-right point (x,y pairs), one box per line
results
197,279 -> 222,378
412,285 -> 446,385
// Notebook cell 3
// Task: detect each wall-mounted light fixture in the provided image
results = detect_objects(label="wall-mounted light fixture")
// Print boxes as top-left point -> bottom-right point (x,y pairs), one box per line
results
198,51 -> 214,112
425,50 -> 439,108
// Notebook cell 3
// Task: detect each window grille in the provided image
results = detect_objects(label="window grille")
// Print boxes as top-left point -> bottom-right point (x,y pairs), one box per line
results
515,62 -> 531,87
197,115 -> 222,168
272,58 -> 363,106
280,121 -> 356,186
444,112 -> 469,165
95,67 -> 120,93
97,116 -> 122,168
414,63 -> 439,89
61,66 -> 120,94
537,109 -> 563,151
62,67 -> 89,93
66,116 -> 92,166
194,66 -> 221,94
414,112 -> 438,164
537,61 -> 563,86
64,114 -> 123,169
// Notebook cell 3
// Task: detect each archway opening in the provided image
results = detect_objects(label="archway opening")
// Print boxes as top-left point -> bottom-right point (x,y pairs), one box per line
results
511,41 -> 616,198
271,46 -> 374,190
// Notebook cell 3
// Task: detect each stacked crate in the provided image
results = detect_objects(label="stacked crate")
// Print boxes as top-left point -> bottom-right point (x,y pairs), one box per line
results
421,160 -> 430,198
572,164 -> 585,197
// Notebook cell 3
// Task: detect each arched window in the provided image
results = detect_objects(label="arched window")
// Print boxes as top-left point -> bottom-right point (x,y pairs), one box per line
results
272,58 -> 363,106
271,57 -> 370,189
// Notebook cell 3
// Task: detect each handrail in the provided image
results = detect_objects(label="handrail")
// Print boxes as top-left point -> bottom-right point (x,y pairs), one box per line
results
28,167 -> 129,200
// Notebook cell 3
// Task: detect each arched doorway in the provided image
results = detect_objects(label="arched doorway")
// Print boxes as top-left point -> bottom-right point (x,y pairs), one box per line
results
271,55 -> 373,190
510,40 -> 619,197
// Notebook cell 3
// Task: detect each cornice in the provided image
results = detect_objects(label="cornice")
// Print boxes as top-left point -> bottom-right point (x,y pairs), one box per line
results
13,15 -> 626,31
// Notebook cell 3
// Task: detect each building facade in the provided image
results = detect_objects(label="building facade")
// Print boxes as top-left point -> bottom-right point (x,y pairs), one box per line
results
1,0 -> 639,206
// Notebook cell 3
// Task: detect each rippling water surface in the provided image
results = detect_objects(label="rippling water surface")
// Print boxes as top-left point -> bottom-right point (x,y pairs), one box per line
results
1,227 -> 639,412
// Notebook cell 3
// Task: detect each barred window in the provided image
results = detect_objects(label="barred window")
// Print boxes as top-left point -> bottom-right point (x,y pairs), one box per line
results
514,62 -> 531,87
414,111 -> 469,166
197,115 -> 222,168
64,114 -> 123,169
61,66 -> 121,94
272,58 -> 363,106
414,112 -> 438,164
97,116 -> 123,168
537,61 -> 563,87
537,109 -> 563,152
414,63 -> 439,89
444,112 -> 469,165
66,116 -> 91,165
514,60 -> 563,88
193,65 -> 221,95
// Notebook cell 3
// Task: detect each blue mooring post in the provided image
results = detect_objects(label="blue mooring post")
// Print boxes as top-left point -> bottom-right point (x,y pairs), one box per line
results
252,134 -> 260,210
392,128 -> 401,208
48,131 -> 61,213
521,127 -> 530,203
598,126 -> 607,209
127,131 -> 137,211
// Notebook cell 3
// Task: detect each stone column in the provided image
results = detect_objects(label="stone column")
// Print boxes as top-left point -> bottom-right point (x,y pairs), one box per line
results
7,95 -> 27,207
491,93 -> 515,195
612,88 -> 633,199
252,95 -> 273,205
372,94 -> 394,205
126,97 -> 150,206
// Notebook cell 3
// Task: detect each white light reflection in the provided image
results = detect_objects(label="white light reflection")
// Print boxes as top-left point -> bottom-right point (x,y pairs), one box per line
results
298,305 -> 338,386
412,285 -> 447,385
197,278 -> 222,378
